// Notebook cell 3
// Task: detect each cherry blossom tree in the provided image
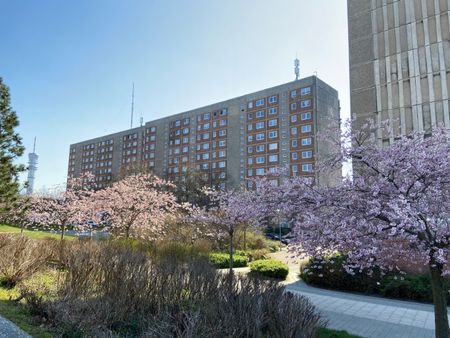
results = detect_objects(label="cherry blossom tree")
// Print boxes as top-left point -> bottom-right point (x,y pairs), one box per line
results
28,175 -> 96,240
190,189 -> 265,273
91,174 -> 183,240
255,123 -> 450,338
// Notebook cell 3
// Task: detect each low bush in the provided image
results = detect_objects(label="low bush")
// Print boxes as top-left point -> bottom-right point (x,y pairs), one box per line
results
21,241 -> 326,337
209,252 -> 248,268
301,254 -> 450,304
250,259 -> 289,280
0,234 -> 54,287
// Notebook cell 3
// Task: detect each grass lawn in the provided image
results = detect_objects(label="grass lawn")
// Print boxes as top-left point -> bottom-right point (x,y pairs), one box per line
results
316,327 -> 361,338
0,224 -> 75,240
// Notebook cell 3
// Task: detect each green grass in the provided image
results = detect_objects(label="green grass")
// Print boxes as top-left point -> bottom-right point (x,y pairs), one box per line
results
316,327 -> 361,338
0,276 -> 55,338
0,224 -> 75,240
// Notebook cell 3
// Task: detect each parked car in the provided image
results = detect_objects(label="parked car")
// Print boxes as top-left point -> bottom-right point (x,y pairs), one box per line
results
281,234 -> 295,245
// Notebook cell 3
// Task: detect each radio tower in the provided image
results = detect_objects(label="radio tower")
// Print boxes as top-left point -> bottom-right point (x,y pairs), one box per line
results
26,137 -> 38,195
294,58 -> 300,80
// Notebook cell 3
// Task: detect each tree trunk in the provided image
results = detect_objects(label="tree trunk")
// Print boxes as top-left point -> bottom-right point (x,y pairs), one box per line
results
429,260 -> 450,338
243,227 -> 246,252
60,224 -> 65,241
229,230 -> 234,274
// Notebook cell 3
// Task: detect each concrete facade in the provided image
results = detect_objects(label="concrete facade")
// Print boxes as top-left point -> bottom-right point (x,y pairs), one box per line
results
68,76 -> 339,188
348,0 -> 450,143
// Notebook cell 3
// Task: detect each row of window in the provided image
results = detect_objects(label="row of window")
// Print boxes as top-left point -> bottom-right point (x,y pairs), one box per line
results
247,154 -> 279,165
196,140 -> 226,151
83,150 -> 95,156
97,154 -> 113,160
248,107 -> 278,120
169,156 -> 189,164
97,146 -> 113,153
97,168 -> 113,174
291,125 -> 312,135
146,126 -> 157,134
291,87 -> 311,98
171,118 -> 190,128
248,119 -> 278,131
123,141 -> 138,149
123,133 -> 138,141
198,119 -> 227,130
292,138 -> 312,147
169,146 -> 189,155
291,151 -> 313,160
290,100 -> 311,111
196,150 -> 226,161
97,139 -> 114,147
248,95 -> 278,109
197,109 -> 228,122
291,112 -> 312,123
96,161 -> 112,167
169,137 -> 190,146
172,128 -> 190,136
248,142 -> 278,153
82,144 -> 95,150
248,130 -> 278,142
292,164 -> 313,173
196,129 -> 227,141
144,152 -> 155,159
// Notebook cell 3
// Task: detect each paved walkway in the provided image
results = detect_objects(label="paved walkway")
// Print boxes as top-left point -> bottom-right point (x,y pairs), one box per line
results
0,316 -> 30,338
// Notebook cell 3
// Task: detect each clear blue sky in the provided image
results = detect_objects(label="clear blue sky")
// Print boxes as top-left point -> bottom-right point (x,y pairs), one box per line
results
0,0 -> 349,190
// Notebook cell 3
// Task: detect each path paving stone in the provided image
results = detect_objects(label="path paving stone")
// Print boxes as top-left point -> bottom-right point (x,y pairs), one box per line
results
286,280 -> 442,338
0,316 -> 30,338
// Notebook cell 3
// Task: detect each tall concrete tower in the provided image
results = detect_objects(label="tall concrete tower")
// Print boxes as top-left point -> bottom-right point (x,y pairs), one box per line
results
348,0 -> 450,144
26,137 -> 38,195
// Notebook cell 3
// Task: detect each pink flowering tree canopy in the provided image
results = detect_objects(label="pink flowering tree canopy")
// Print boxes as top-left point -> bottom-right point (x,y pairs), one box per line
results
92,174 -> 183,240
28,174 -> 96,240
190,188 -> 266,271
255,123 -> 450,337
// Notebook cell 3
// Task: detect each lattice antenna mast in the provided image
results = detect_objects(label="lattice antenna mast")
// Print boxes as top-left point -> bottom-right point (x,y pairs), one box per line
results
26,137 -> 38,195
130,83 -> 135,128
294,58 -> 300,81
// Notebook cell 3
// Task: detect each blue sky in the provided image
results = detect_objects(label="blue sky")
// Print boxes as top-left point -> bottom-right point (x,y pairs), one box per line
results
0,0 -> 349,190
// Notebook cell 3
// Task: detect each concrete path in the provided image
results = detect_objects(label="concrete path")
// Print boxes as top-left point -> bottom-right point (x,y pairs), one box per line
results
286,279 -> 441,338
0,316 -> 30,338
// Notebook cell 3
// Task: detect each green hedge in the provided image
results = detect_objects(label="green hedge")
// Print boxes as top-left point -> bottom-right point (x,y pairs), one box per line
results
208,252 -> 248,269
301,254 -> 450,304
250,259 -> 289,279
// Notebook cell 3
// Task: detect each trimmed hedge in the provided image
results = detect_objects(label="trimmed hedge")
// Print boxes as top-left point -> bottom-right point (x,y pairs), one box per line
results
208,252 -> 248,269
301,254 -> 450,304
250,259 -> 289,279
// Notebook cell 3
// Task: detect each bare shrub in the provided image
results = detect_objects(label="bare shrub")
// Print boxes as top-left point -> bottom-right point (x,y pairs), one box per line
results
22,241 -> 325,337
0,234 -> 53,287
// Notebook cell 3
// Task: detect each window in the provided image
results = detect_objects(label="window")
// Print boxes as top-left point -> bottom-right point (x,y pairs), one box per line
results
247,146 -> 254,154
301,137 -> 312,146
256,110 -> 265,118
202,133 -> 210,140
256,156 -> 265,164
203,123 -> 210,130
292,164 -> 298,173
291,152 -> 298,160
291,115 -> 297,123
219,119 -> 227,126
256,98 -> 265,107
184,118 -> 190,125
202,153 -> 210,160
302,151 -> 313,158
182,146 -> 189,153
248,135 -> 253,142
268,131 -> 278,139
291,140 -> 298,147
291,127 -> 298,135
301,125 -> 312,133
301,112 -> 311,120
256,144 -> 265,152
213,121 -> 217,128
219,140 -> 226,147
220,108 -> 227,116
183,137 -> 189,143
247,124 -> 253,131
268,142 -> 278,151
256,133 -> 265,141
175,120 -> 181,127
248,113 -> 253,120
201,163 -> 209,169
290,90 -> 297,98
218,151 -> 226,157
268,107 -> 277,115
219,172 -> 226,179
269,154 -> 278,162
268,119 -> 277,127
202,143 -> 209,150
248,158 -> 253,165
256,121 -> 264,129
248,102 -> 253,109
268,95 -> 277,103
256,168 -> 265,175
301,100 -> 311,108
247,169 -> 253,177
302,164 -> 313,172
301,87 -> 311,96
218,161 -> 226,168
219,130 -> 227,137
203,113 -> 210,120
196,144 -> 201,151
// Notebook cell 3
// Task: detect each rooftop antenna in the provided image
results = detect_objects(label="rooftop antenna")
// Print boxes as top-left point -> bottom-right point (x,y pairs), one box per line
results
130,82 -> 135,129
26,137 -> 38,195
294,57 -> 300,81
140,113 -> 143,127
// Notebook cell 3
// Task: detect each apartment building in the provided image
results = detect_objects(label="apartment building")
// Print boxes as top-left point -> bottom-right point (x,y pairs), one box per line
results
348,0 -> 450,144
67,76 -> 339,189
